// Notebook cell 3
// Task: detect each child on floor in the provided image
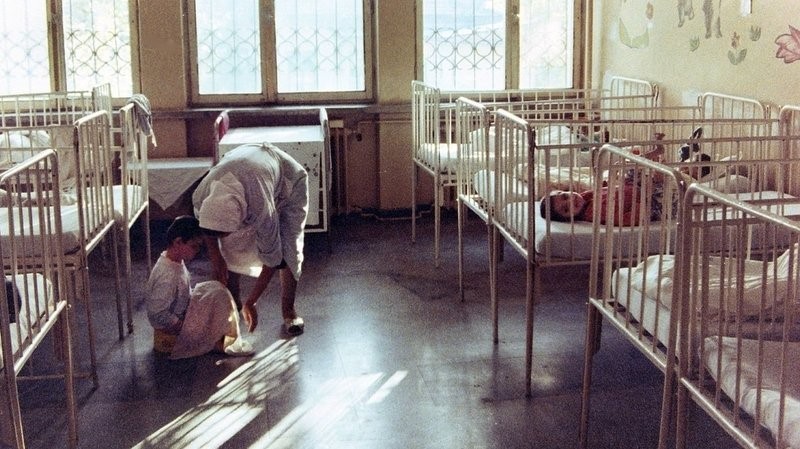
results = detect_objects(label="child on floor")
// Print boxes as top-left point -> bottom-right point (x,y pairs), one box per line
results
146,215 -> 252,359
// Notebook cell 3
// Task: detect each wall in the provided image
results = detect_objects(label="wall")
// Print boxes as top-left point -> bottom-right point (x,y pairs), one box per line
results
135,0 -> 419,214
595,0 -> 800,109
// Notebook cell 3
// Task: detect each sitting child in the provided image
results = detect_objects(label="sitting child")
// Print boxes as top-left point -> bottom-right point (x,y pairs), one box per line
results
146,215 -> 252,359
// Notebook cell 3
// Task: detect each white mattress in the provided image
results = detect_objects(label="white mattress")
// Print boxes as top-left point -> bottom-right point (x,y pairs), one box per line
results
418,142 -> 490,174
703,336 -> 800,448
419,124 -> 595,175
499,191 -> 800,261
111,184 -> 146,222
0,205 -> 82,257
471,170 -> 528,206
611,246 -> 800,347
610,264 -> 673,346
3,273 -> 53,366
498,200 -> 672,260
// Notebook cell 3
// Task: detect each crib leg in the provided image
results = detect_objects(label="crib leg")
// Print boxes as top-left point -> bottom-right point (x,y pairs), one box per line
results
524,260 -> 536,398
60,297 -> 78,448
411,164 -> 417,244
111,228 -> 125,340
76,267 -> 99,389
120,222 -> 134,336
457,199 -> 465,302
490,223 -> 499,344
579,303 -> 601,448
433,173 -> 441,268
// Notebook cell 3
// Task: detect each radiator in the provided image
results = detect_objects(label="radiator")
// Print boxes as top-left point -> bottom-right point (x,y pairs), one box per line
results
329,120 -> 349,216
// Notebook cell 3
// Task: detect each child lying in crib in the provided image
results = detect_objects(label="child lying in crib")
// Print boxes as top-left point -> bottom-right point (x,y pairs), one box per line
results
540,144 -> 678,226
146,215 -> 253,359
541,128 -> 718,225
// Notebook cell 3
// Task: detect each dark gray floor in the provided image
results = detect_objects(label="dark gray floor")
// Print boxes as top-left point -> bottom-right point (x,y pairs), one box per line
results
18,211 -> 740,448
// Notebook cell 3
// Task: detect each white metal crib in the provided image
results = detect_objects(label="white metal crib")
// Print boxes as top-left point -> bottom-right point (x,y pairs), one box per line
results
0,150 -> 77,448
412,77 -> 659,267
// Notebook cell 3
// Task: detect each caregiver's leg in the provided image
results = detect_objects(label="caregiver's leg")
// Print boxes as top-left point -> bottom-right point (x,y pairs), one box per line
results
227,271 -> 242,309
279,268 -> 298,320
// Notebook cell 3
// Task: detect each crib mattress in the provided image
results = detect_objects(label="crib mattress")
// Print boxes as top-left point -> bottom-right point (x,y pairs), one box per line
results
610,265 -> 673,346
111,184 -> 146,222
0,205 -> 82,257
498,191 -> 800,261
417,142 -> 490,174
703,336 -> 800,447
3,273 -> 53,367
498,200 -> 672,260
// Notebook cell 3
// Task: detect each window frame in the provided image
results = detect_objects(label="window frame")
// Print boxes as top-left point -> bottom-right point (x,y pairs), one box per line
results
0,0 -> 140,101
185,0 -> 375,106
415,0 -> 584,90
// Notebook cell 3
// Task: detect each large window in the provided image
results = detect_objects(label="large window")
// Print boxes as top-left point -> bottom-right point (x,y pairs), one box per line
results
188,0 -> 372,105
421,0 -> 576,90
0,0 -> 135,97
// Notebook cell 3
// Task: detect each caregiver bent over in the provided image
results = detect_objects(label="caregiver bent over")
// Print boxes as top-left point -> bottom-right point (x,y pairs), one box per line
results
193,142 -> 309,337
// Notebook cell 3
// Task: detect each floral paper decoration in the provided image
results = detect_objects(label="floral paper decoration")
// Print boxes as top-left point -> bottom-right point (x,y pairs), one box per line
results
775,25 -> 800,64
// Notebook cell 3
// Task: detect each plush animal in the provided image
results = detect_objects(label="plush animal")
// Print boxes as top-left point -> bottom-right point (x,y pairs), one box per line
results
679,127 -> 711,179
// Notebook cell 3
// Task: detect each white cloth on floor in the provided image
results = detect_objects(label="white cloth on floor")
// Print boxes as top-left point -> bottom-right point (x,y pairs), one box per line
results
170,280 -> 239,359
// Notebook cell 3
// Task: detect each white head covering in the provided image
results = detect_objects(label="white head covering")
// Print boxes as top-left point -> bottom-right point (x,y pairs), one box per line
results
198,173 -> 246,233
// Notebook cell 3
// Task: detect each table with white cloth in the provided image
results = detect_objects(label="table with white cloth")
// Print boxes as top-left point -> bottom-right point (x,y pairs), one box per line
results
218,125 -> 330,232
145,157 -> 213,210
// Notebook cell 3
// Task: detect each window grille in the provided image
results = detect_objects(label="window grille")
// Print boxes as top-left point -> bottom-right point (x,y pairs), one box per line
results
0,0 -> 134,97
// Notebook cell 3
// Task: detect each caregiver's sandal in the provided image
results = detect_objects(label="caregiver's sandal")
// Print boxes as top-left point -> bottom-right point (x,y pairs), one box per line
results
284,317 -> 304,336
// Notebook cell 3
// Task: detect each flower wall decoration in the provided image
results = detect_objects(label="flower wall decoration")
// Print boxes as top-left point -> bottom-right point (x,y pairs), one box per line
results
776,25 -> 800,64
728,31 -> 747,65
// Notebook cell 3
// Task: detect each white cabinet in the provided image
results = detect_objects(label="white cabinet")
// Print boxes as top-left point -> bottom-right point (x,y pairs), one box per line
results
217,113 -> 332,234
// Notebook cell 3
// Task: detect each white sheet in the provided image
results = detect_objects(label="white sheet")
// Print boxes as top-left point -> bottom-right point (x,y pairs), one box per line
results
703,336 -> 800,448
4,273 -> 53,365
610,265 -> 673,346
0,205 -> 82,257
145,158 -> 212,209
498,191 -> 800,261
618,251 -> 798,320
418,142 -> 484,174
473,124 -> 596,167
111,184 -> 146,223
611,245 -> 800,347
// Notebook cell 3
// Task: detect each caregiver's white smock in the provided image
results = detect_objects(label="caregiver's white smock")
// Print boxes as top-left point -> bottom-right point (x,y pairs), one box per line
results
193,143 -> 309,279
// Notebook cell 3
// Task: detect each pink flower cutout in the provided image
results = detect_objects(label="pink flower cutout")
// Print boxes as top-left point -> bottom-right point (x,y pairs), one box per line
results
776,25 -> 800,64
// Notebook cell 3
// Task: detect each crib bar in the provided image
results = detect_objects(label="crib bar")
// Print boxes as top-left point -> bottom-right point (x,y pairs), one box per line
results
669,183 -> 800,449
455,98 -> 494,308
0,150 -> 76,448
116,103 -> 151,335
492,109 -> 536,394
72,109 -> 122,383
701,92 -> 769,120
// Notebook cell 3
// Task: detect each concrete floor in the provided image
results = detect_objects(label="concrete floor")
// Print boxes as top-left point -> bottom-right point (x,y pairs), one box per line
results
16,212 -> 741,448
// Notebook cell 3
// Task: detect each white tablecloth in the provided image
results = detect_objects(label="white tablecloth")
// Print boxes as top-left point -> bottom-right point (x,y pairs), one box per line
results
146,157 -> 213,209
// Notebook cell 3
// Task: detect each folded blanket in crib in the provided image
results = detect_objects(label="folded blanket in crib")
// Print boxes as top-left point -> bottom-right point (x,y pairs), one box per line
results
627,244 -> 800,319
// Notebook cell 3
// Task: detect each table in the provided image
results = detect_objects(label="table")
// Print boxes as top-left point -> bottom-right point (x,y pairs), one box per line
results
145,157 -> 213,210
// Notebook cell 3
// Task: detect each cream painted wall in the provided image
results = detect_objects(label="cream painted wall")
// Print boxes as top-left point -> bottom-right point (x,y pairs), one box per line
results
595,1 -> 800,108
133,1 -> 420,212
376,1 -> 418,210
137,0 -> 188,158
